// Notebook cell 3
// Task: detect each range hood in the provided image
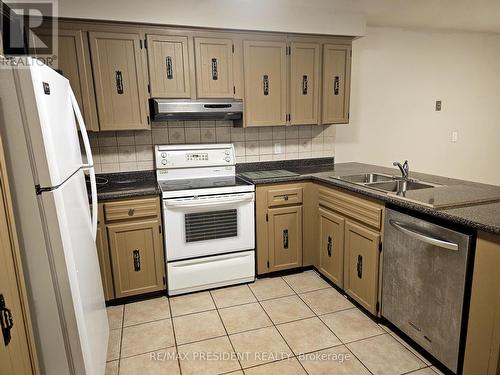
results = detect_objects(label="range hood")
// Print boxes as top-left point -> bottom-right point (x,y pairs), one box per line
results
150,99 -> 243,125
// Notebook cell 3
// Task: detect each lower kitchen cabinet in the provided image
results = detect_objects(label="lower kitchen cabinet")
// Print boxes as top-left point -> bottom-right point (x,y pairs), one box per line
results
268,206 -> 303,272
107,219 -> 165,298
96,204 -> 114,300
318,207 -> 345,288
343,220 -> 381,315
94,197 -> 165,300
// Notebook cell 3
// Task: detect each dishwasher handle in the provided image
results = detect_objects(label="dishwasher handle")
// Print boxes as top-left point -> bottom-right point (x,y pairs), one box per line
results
389,220 -> 459,251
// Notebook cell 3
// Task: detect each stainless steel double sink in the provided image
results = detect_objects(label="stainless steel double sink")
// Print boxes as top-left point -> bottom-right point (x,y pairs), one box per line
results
331,173 -> 440,195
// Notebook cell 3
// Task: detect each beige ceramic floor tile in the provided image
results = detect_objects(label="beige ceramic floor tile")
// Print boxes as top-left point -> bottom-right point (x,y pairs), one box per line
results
210,284 -> 257,308
123,297 -> 170,327
299,288 -> 354,315
107,305 -> 123,330
119,347 -> 180,375
169,291 -> 215,317
218,302 -> 272,334
248,278 -> 295,301
320,308 -> 384,343
260,295 -> 314,324
277,317 -> 341,355
121,319 -> 175,358
229,326 -> 292,368
107,329 -> 121,361
173,310 -> 226,345
105,360 -> 118,375
283,270 -> 331,293
347,334 -> 425,374
177,336 -> 241,375
388,331 -> 432,366
407,368 -> 439,375
244,357 -> 307,375
299,345 -> 370,375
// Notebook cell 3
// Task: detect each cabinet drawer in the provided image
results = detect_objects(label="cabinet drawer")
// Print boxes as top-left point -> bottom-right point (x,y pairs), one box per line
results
104,198 -> 158,222
318,187 -> 383,230
267,187 -> 303,207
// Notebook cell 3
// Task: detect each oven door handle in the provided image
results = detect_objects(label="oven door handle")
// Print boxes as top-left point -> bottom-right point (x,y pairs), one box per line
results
165,194 -> 254,209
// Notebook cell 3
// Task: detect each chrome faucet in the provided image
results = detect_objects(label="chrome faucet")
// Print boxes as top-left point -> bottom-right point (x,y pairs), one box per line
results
393,160 -> 409,179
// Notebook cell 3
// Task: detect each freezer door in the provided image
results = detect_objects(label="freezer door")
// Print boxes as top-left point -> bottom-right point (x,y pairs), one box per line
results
40,170 -> 108,375
14,59 -> 83,187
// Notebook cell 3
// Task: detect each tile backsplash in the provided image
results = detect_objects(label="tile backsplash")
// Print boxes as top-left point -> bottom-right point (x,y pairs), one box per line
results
88,120 -> 336,173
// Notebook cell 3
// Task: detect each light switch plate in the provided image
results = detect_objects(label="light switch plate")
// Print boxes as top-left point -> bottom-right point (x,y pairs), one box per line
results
273,142 -> 282,154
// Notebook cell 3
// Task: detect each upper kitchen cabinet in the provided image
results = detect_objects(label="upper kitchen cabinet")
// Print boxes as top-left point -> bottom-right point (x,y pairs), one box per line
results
243,40 -> 287,127
146,34 -> 192,98
36,29 -> 99,131
322,44 -> 352,124
194,37 -> 235,98
89,31 -> 150,131
289,42 -> 320,125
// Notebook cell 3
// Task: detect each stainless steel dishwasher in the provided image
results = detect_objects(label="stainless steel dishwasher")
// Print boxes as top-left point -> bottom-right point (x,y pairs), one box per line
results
382,207 -> 473,374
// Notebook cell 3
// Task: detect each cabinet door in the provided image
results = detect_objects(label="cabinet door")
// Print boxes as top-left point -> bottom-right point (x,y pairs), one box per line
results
268,206 -> 302,272
344,220 -> 380,315
89,31 -> 149,130
195,37 -> 234,98
322,44 -> 351,124
147,34 -> 191,98
290,42 -> 320,125
243,40 -> 287,127
95,204 -> 114,300
37,29 -> 99,131
107,219 -> 165,298
318,208 -> 345,288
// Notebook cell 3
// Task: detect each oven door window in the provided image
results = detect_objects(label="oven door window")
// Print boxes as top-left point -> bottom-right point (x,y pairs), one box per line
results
185,209 -> 238,242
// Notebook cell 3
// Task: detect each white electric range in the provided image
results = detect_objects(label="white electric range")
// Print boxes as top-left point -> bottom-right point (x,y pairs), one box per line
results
155,144 -> 255,296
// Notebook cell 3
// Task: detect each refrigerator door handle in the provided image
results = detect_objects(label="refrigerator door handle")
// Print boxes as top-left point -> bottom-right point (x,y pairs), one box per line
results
70,90 -> 98,240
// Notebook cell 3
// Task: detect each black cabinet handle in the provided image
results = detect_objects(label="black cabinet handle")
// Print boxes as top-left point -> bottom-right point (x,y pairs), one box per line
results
0,295 -> 14,346
302,75 -> 308,95
283,229 -> 289,249
263,75 -> 269,96
334,76 -> 340,95
327,236 -> 333,257
211,58 -> 218,80
357,255 -> 363,278
133,249 -> 141,272
115,71 -> 124,94
166,56 -> 173,80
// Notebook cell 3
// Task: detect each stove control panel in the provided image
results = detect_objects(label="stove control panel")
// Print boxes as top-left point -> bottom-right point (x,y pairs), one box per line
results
155,144 -> 235,169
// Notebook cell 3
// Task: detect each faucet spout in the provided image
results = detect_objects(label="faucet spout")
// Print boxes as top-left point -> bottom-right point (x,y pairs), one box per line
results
393,160 -> 409,179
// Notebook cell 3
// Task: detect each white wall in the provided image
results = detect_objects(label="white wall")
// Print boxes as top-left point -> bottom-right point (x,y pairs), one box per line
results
335,27 -> 500,186
58,0 -> 366,36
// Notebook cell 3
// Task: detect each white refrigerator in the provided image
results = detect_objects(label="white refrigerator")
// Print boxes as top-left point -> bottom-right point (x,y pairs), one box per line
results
0,58 -> 108,374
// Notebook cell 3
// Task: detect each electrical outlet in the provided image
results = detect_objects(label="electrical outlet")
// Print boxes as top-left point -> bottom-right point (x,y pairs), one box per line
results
451,131 -> 458,143
273,142 -> 282,154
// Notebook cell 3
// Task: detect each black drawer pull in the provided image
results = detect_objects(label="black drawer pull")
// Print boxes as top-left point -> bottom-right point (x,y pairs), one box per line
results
133,249 -> 141,272
302,75 -> 308,95
211,58 -> 218,80
0,295 -> 14,347
334,76 -> 340,95
283,229 -> 289,249
166,56 -> 173,80
263,75 -> 269,96
115,71 -> 124,94
357,255 -> 363,278
327,236 -> 332,257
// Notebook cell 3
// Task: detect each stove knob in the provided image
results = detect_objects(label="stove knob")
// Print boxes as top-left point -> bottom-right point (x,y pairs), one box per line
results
224,150 -> 230,155
161,152 -> 167,158
224,157 -> 231,162
161,159 -> 167,165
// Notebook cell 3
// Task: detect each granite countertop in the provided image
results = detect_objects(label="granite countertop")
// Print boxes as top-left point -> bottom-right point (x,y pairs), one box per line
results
237,159 -> 500,235
89,170 -> 160,201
